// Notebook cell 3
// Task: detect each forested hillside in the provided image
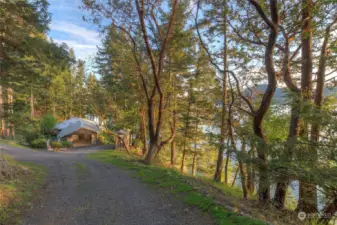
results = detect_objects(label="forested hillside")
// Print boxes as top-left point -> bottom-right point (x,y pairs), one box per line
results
1,0 -> 337,224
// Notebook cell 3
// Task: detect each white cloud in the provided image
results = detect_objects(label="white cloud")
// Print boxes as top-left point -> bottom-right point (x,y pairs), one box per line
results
50,21 -> 102,60
50,21 -> 100,45
54,39 -> 97,50
53,39 -> 98,60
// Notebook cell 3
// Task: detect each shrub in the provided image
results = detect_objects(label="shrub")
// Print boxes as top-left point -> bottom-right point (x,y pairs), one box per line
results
133,139 -> 143,149
40,113 -> 57,135
98,135 -> 106,144
25,132 -> 41,145
31,138 -> 47,149
61,141 -> 72,148
99,131 -> 114,144
51,141 -> 62,150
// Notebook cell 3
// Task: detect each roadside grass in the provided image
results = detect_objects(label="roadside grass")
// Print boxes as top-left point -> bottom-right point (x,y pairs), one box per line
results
0,158 -> 47,225
88,150 -> 266,225
0,139 -> 29,149
199,176 -> 248,199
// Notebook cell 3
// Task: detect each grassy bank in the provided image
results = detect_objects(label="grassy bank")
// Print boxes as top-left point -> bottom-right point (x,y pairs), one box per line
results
0,156 -> 46,225
0,139 -> 29,149
88,150 -> 267,225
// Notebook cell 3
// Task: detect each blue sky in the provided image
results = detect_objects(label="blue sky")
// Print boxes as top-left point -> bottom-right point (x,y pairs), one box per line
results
48,0 -> 101,61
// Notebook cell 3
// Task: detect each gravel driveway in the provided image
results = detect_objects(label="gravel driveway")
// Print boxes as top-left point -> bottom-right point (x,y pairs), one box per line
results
1,144 -> 214,225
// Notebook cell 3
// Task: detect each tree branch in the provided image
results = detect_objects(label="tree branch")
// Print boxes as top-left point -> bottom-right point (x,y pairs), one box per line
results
151,0 -> 163,39
110,22 -> 151,101
249,0 -> 277,30
135,0 -> 161,98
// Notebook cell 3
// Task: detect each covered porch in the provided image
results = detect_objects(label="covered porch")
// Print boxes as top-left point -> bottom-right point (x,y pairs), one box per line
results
65,128 -> 97,147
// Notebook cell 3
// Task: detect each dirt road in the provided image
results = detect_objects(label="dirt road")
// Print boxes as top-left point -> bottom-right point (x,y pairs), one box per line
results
1,144 -> 213,225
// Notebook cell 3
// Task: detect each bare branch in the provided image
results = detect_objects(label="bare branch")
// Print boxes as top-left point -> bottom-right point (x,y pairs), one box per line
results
249,0 -> 278,30
110,22 -> 151,101
151,0 -> 163,38
135,0 -> 161,98
229,71 -> 256,114
195,0 -> 224,73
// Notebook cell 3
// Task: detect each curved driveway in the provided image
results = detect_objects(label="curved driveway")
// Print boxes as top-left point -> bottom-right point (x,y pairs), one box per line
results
1,144 -> 213,225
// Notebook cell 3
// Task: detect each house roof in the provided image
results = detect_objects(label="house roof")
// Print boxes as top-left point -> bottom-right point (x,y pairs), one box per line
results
55,118 -> 100,138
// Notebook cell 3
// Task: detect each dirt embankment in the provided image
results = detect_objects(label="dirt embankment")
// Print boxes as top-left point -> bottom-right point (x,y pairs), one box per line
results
1,149 -> 19,181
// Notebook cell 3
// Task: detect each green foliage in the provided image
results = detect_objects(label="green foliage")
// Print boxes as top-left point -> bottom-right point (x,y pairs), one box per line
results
133,139 -> 143,149
61,141 -> 72,148
184,191 -> 215,211
98,131 -> 114,144
40,114 -> 57,135
98,135 -> 106,144
50,141 -> 62,150
24,131 -> 42,146
30,138 -> 46,149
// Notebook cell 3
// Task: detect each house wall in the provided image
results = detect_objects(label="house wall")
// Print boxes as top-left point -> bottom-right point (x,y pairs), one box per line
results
66,129 -> 97,147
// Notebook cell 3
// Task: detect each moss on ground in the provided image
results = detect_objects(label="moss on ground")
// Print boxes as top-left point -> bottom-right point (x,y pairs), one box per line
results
0,157 -> 46,225
88,150 -> 267,225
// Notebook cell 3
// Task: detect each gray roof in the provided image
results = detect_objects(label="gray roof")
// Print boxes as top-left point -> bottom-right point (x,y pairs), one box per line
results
56,118 -> 100,138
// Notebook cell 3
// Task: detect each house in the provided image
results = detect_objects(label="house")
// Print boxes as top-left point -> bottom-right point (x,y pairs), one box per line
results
55,118 -> 100,147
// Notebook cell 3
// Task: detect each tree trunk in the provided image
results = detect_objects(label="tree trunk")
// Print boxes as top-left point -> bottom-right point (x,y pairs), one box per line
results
297,181 -> 317,213
10,125 -> 15,140
273,15 -> 305,208
192,150 -> 197,176
168,48 -> 176,167
231,166 -> 239,187
247,142 -> 255,194
170,139 -> 176,166
7,88 -> 14,140
274,182 -> 288,209
144,139 -> 160,164
181,150 -> 186,173
192,110 -> 199,176
248,0 -> 279,205
30,88 -> 34,120
170,109 -> 177,167
305,18 -> 336,218
53,104 -> 56,117
297,0 -> 317,213
136,0 -> 179,165
239,138 -> 248,199
144,100 -> 160,164
181,85 -> 193,173
0,85 -> 4,138
274,101 -> 300,208
224,146 -> 230,184
255,131 -> 270,204
214,1 -> 228,182
317,198 -> 337,225
140,106 -> 147,155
